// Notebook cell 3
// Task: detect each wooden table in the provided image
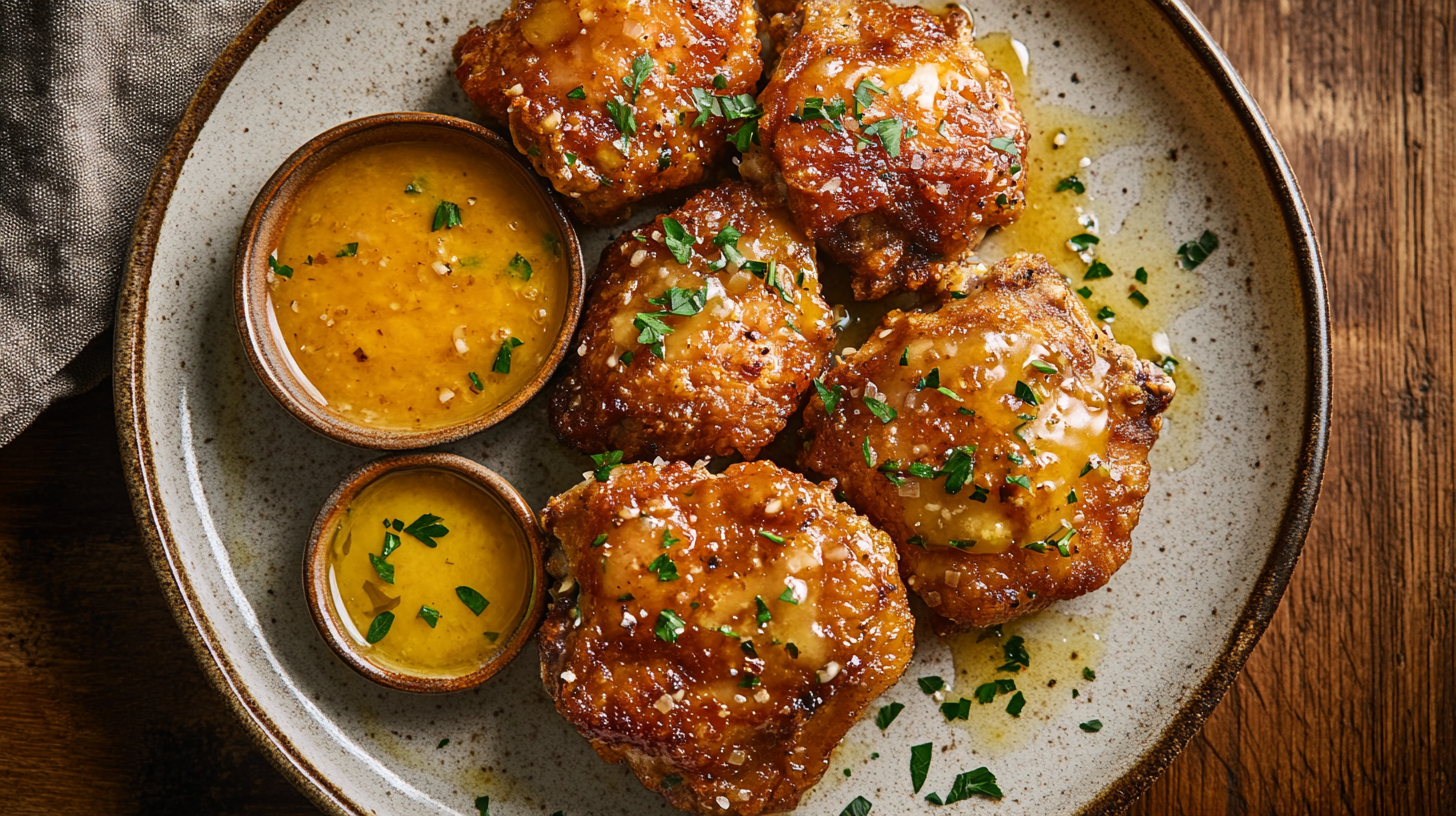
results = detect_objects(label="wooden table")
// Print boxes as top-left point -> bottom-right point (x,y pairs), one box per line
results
2,0 -> 1450,812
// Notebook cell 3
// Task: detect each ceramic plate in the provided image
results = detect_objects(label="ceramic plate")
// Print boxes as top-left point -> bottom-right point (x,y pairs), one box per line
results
116,0 -> 1328,813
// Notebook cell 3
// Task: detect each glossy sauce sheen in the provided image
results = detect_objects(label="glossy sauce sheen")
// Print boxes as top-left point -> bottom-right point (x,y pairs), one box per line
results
327,468 -> 530,676
539,461 -> 914,815
270,141 -> 568,431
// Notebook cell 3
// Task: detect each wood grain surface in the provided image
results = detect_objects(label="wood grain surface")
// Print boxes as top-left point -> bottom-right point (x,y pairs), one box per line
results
1,0 -> 1450,813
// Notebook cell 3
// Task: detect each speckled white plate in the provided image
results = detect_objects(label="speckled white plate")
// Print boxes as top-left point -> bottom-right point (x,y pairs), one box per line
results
116,1 -> 1328,814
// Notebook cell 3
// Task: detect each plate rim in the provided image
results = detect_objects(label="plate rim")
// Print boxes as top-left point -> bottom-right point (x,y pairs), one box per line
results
112,0 -> 1331,813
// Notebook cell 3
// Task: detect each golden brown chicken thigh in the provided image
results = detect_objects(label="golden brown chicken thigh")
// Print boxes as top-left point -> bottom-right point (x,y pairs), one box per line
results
743,0 -> 1028,299
454,0 -> 763,224
799,253 -> 1174,632
540,460 -> 914,815
549,181 -> 837,461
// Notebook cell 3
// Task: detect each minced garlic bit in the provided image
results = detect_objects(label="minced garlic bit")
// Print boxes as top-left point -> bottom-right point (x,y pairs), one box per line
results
817,661 -> 841,684
763,498 -> 783,516
438,388 -> 455,403
944,570 -> 962,588
728,749 -> 747,766
1079,156 -> 1092,168
1054,131 -> 1068,147
630,248 -> 648,267
560,670 -> 577,683
655,694 -> 675,713
753,688 -> 770,703
716,796 -> 731,809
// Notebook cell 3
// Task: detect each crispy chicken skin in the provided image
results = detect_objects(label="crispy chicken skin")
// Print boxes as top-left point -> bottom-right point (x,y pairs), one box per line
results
742,0 -> 1028,300
453,0 -> 762,225
550,181 -> 837,461
799,253 -> 1174,632
540,460 -> 915,815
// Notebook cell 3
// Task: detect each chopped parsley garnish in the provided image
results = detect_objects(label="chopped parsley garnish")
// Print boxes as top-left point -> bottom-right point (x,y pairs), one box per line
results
1083,261 -> 1112,280
566,86 -> 585,100
418,605 -> 440,628
899,347 -> 909,366
468,371 -> 483,392
989,135 -> 1020,157
1068,233 -> 1100,252
620,350 -> 635,365
591,533 -> 608,547
716,625 -> 739,638
911,742 -> 932,793
661,217 -> 695,263
999,635 -> 1030,671
935,386 -> 963,402
1005,691 -> 1026,717
623,53 -> 653,102
649,286 -> 707,316
336,242 -> 358,257
940,697 -> 971,721
740,640 -> 757,657
925,793 -> 944,806
937,446 -> 977,494
1177,230 -> 1220,269
527,145 -> 540,157
712,224 -> 742,247
605,97 -> 636,150
432,201 -> 462,231
437,738 -> 449,748
492,337 -> 523,373
944,767 -> 1002,802
1067,488 -> 1079,504
404,514 -> 448,547
1076,286 -> 1093,298
862,116 -> 904,157
795,97 -> 848,132
1014,380 -> 1041,406
381,531 -> 401,558
785,642 -> 799,658
660,528 -> 680,548
969,485 -> 990,502
1057,175 -> 1086,194
813,378 -> 842,413
1162,357 -> 1180,376
456,586 -> 489,616
739,673 -> 761,688
1080,719 -> 1103,732
1097,305 -> 1117,321
759,530 -> 785,544
975,678 -> 1016,703
907,462 -> 936,479
475,796 -> 491,815
1083,666 -> 1097,680
657,149 -> 671,170
655,608 -> 687,642
268,254 -> 293,279
875,702 -> 904,730
366,611 -> 394,643
1135,266 -> 1149,283
863,396 -> 897,423
590,450 -> 624,482
368,553 -> 394,584
1129,289 -> 1149,306
508,253 -> 533,280
647,553 -> 679,581
840,796 -> 873,816
918,676 -> 945,694
852,78 -> 887,116
1005,474 -> 1032,491
564,152 -> 576,166
917,368 -> 940,390
1029,359 -> 1058,375
755,595 -> 772,624
862,436 -> 875,468
778,584 -> 802,604
633,312 -> 673,358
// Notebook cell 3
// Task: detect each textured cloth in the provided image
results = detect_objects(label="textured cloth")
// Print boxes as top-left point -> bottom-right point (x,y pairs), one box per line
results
0,1 -> 264,445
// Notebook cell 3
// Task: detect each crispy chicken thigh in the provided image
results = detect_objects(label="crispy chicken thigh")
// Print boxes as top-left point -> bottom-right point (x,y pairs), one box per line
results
550,181 -> 837,461
743,0 -> 1028,299
799,253 -> 1174,632
540,460 -> 914,815
453,0 -> 762,224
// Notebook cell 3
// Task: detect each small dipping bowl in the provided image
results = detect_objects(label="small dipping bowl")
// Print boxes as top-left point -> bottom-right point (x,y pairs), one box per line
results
303,453 -> 546,692
235,112 -> 585,449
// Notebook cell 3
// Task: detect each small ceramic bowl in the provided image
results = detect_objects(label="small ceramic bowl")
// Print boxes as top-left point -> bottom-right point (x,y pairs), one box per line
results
234,112 -> 585,450
303,453 -> 547,692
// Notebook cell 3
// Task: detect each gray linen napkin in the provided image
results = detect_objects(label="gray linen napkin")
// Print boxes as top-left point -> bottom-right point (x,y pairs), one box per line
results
0,1 -> 264,446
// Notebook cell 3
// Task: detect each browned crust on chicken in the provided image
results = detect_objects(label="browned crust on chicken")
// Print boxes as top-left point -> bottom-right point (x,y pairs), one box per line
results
742,0 -> 1028,300
799,253 -> 1174,632
453,0 -> 762,225
549,181 -> 837,461
540,460 -> 914,815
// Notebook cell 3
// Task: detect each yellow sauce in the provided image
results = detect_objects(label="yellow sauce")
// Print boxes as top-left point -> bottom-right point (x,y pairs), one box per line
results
944,612 -> 1107,755
975,32 -> 1204,469
269,140 -> 569,431
326,468 -> 531,677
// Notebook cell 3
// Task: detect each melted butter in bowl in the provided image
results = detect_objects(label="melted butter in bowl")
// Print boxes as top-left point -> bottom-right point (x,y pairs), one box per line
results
237,114 -> 584,450
306,454 -> 546,691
